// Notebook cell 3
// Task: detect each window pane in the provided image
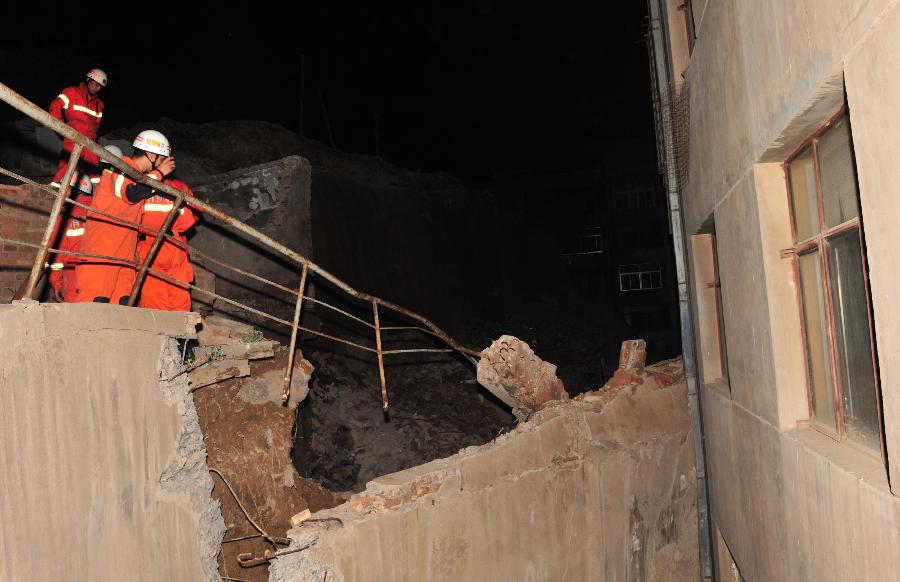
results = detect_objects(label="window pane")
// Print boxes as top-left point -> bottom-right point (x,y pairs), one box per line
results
819,116 -> 860,228
827,229 -> 879,448
799,251 -> 836,429
789,147 -> 820,241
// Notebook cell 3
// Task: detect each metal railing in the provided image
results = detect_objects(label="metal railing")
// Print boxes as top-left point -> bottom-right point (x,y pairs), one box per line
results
0,81 -> 480,409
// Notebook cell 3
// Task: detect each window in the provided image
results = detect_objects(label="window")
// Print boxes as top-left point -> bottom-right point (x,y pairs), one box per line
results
561,227 -> 605,256
619,263 -> 663,292
786,109 -> 882,452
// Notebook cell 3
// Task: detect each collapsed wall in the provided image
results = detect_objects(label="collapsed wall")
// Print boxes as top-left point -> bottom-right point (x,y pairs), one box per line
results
0,301 -> 225,581
271,357 -> 699,582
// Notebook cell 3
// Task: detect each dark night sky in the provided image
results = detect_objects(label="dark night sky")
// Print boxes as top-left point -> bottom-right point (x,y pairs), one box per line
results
1,2 -> 653,180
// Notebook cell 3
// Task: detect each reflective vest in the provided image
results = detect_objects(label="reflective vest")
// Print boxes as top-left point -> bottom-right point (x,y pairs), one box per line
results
48,82 -> 104,140
141,178 -> 200,242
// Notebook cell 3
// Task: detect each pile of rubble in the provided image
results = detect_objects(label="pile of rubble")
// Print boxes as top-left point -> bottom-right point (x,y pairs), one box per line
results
189,315 -> 310,405
188,316 -> 345,582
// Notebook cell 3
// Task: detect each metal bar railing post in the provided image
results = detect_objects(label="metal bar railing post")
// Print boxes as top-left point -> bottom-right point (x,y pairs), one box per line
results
281,262 -> 309,404
127,194 -> 185,306
23,144 -> 82,298
372,300 -> 389,412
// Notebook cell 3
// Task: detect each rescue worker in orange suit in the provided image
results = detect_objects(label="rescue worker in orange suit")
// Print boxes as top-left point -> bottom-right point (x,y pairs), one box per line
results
48,68 -> 106,185
47,173 -> 93,302
136,178 -> 200,311
73,130 -> 175,305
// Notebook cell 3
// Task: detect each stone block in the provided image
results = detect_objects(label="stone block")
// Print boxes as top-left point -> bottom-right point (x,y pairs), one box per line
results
476,335 -> 568,420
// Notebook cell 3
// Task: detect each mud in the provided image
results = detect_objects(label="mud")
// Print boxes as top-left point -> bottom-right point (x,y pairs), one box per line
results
193,347 -> 345,582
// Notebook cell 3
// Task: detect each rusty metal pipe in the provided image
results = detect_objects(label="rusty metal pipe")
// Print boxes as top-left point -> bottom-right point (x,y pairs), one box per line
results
0,81 -> 478,357
6,233 -> 454,362
372,300 -> 389,411
23,144 -> 82,298
282,262 -> 309,404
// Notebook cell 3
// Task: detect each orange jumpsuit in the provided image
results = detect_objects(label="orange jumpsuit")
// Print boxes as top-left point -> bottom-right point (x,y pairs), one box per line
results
48,83 -> 103,182
73,157 -> 162,304
136,179 -> 199,311
48,192 -> 91,302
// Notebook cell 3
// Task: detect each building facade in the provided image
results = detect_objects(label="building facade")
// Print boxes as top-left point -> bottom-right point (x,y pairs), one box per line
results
648,0 -> 900,580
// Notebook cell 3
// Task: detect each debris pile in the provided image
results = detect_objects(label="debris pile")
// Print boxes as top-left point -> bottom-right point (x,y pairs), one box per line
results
188,315 -> 345,581
476,334 -> 569,420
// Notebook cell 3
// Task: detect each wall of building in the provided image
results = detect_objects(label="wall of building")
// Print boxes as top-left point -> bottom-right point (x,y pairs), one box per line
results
669,0 -> 900,579
0,302 -> 224,581
271,363 -> 698,582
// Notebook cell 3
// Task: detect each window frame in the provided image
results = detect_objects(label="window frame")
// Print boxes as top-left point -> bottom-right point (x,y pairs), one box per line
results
618,263 -> 663,292
782,105 -> 884,458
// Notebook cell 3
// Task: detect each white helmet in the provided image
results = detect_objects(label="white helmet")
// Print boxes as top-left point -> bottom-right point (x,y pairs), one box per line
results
86,68 -> 108,87
132,130 -> 171,156
68,173 -> 93,195
103,144 -> 123,159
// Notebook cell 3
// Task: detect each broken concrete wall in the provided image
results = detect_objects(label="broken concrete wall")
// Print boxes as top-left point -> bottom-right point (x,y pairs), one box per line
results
0,302 -> 225,581
272,360 -> 698,582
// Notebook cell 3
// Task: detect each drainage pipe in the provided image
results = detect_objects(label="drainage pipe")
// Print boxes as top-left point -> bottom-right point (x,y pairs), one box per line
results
646,1 -> 713,579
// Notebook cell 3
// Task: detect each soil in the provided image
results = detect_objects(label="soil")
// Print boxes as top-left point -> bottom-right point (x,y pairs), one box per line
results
296,348 -> 515,492
193,348 -> 346,582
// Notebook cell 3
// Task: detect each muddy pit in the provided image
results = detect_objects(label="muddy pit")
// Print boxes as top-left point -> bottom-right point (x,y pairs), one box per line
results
297,348 -> 514,491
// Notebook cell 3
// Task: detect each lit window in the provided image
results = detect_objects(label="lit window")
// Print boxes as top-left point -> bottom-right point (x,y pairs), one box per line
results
786,109 -> 882,451
619,263 -> 663,292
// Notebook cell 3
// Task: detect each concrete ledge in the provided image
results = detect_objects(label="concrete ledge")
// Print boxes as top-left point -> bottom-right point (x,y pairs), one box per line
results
0,301 -> 199,346
0,301 -> 220,581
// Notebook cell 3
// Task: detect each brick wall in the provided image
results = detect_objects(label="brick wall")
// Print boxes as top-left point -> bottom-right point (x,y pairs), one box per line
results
0,184 -> 53,302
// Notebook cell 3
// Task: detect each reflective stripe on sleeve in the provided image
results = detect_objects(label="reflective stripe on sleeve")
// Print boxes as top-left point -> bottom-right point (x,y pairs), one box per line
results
57,94 -> 70,109
90,176 -> 101,184
71,104 -> 102,118
65,227 -> 85,237
114,173 -> 126,199
143,203 -> 175,212
49,263 -> 64,270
